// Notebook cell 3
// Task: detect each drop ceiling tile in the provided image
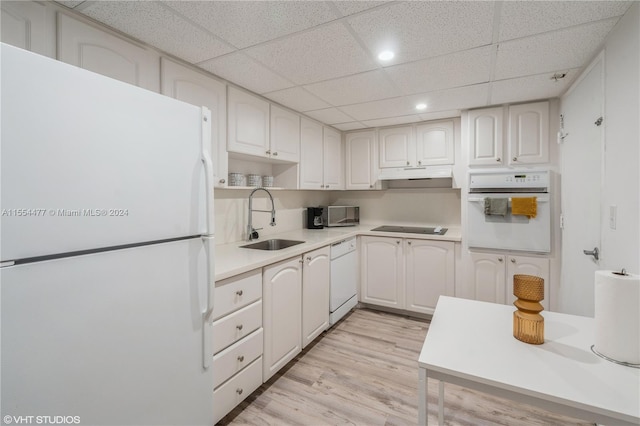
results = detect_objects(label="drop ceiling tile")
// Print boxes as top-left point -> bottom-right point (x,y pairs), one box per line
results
499,1 -> 631,42
80,1 -> 233,63
495,19 -> 618,80
199,53 -> 294,94
245,22 -> 378,85
332,122 -> 368,131
304,108 -> 356,125
490,70 -> 580,105
165,1 -> 338,49
264,87 -> 332,112
361,115 -> 423,128
347,1 -> 494,64
385,46 -> 493,95
304,70 -> 399,106
332,1 -> 391,17
340,85 -> 489,121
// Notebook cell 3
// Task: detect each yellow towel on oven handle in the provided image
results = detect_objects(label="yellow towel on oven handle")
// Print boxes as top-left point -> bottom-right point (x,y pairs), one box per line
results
511,197 -> 537,218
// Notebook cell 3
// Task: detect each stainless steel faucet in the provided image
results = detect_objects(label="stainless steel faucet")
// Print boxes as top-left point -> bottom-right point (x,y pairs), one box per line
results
247,187 -> 276,241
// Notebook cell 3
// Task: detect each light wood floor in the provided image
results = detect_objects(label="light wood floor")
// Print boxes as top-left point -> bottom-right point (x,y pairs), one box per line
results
218,308 -> 592,426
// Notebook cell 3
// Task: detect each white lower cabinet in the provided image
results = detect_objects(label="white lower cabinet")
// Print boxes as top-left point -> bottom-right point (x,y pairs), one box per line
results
213,356 -> 262,423
262,257 -> 302,382
468,252 -> 550,310
301,246 -> 330,348
361,236 -> 455,314
405,239 -> 455,315
212,270 -> 263,424
360,236 -> 404,309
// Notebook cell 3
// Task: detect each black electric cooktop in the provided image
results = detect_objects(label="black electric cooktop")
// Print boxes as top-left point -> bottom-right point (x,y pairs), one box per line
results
370,225 -> 448,235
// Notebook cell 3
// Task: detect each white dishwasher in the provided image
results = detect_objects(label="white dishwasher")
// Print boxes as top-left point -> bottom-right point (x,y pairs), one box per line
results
330,237 -> 358,325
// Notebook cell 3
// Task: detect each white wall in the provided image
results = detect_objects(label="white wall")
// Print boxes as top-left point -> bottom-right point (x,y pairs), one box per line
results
601,2 -> 640,274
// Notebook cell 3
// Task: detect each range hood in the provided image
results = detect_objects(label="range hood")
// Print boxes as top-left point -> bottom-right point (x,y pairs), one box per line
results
378,165 -> 453,180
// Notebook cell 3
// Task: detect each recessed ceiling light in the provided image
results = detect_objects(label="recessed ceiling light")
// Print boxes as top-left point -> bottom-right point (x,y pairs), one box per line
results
378,50 -> 394,61
416,103 -> 427,110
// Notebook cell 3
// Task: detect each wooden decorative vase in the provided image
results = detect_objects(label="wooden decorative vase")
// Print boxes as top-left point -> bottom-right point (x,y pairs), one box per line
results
513,274 -> 545,344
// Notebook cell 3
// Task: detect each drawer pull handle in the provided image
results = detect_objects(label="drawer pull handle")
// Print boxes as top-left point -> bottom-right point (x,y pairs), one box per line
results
236,290 -> 243,296
236,388 -> 243,395
511,258 -> 516,263
237,355 -> 245,362
236,324 -> 243,330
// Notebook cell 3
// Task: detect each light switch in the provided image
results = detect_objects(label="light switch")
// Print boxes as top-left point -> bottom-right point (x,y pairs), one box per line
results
609,205 -> 617,229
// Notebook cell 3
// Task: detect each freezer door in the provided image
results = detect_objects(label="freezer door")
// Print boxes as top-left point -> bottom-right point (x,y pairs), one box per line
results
1,44 -> 210,261
1,238 -> 213,425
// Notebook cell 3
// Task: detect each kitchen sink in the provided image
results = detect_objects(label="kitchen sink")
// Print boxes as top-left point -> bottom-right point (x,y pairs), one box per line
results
240,239 -> 305,251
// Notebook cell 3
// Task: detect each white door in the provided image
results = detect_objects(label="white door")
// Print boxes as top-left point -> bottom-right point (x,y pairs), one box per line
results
345,130 -> 377,190
416,120 -> 455,166
270,105 -> 300,162
299,118 -> 324,189
405,239 -> 455,314
360,236 -> 404,309
227,87 -> 270,158
323,126 -> 344,190
1,1 -> 55,57
378,126 -> 413,168
262,257 -> 302,381
559,56 -> 603,316
467,107 -> 504,166
57,14 -> 159,91
160,57 -> 227,188
508,101 -> 549,165
469,252 -> 506,304
1,239 -> 213,425
302,247 -> 330,348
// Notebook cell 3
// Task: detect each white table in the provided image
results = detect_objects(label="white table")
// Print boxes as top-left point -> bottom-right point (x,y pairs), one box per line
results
418,296 -> 640,425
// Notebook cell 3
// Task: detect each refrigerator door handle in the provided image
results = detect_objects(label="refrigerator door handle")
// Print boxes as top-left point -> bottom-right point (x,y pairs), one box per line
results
202,235 -> 214,369
201,107 -> 214,236
201,107 -> 215,369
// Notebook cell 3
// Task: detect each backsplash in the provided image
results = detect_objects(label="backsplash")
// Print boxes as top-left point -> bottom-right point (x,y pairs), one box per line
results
214,189 -> 331,245
331,189 -> 461,227
214,188 -> 462,245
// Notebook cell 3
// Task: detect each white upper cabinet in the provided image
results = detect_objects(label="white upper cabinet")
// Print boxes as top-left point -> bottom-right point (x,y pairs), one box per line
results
57,14 -> 159,92
299,118 -> 324,189
467,107 -> 504,166
270,105 -> 300,163
379,121 -> 454,169
300,120 -> 343,190
323,126 -> 344,190
508,101 -> 549,165
227,87 -> 270,158
416,120 -> 455,166
378,126 -> 413,168
1,1 -> 55,57
345,130 -> 379,190
160,58 -> 228,188
467,102 -> 549,166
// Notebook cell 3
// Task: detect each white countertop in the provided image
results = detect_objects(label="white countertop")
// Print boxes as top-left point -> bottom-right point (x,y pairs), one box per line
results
419,296 -> 640,425
215,224 -> 461,281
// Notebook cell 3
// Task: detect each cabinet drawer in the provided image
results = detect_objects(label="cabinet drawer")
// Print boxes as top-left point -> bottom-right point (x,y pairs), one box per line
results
213,356 -> 262,424
213,270 -> 262,320
212,300 -> 262,354
213,328 -> 263,388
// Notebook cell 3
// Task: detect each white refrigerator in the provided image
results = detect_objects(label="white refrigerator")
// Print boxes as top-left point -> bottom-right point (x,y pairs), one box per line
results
1,44 -> 215,425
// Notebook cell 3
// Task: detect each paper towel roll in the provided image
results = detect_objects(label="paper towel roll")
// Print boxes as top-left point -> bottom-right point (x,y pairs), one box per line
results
594,270 -> 640,365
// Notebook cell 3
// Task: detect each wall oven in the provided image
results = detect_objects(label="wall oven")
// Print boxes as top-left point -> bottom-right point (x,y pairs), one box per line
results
467,170 -> 551,253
